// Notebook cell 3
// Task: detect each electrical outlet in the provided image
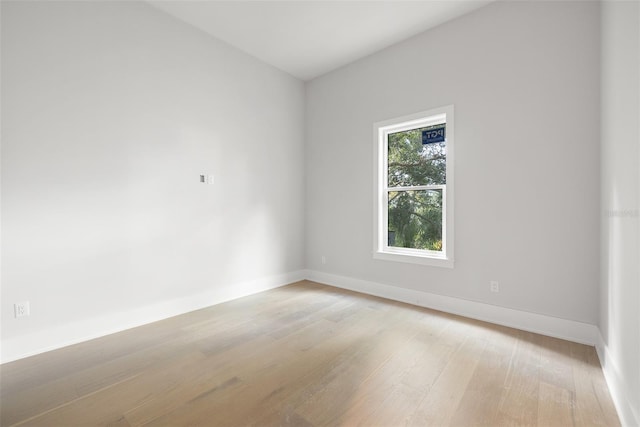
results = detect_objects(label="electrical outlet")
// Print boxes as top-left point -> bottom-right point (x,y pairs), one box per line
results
490,281 -> 499,293
321,255 -> 326,265
14,301 -> 30,318
208,175 -> 215,185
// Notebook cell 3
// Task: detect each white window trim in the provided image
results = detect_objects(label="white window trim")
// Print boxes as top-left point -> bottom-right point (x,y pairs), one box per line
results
372,105 -> 454,268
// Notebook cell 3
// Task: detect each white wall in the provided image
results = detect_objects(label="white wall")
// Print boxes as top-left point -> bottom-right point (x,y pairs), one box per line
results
1,1 -> 305,362
599,1 -> 640,426
305,1 -> 601,324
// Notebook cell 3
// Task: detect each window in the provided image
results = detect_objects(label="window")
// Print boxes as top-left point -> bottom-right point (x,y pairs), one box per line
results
373,105 -> 454,267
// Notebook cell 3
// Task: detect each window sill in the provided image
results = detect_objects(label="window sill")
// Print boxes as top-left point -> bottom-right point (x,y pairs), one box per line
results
373,250 -> 454,268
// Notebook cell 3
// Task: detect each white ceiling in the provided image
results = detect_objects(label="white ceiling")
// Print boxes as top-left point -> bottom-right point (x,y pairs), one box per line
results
148,1 -> 494,81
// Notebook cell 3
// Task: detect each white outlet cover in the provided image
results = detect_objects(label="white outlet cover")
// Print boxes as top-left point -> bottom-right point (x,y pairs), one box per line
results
14,301 -> 30,318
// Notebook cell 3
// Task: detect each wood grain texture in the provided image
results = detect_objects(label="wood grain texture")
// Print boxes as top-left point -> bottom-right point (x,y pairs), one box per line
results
0,281 -> 620,427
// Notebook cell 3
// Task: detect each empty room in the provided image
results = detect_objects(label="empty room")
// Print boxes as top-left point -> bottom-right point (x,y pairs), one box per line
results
1,0 -> 639,426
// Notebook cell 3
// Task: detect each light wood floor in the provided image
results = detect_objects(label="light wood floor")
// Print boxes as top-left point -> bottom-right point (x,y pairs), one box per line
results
0,281 -> 619,427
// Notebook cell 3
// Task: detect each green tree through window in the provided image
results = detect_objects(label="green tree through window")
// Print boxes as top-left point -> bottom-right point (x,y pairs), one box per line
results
387,125 -> 446,251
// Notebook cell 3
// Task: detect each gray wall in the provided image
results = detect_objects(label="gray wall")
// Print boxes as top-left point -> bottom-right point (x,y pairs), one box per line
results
1,1 -> 305,356
305,1 -> 601,324
600,1 -> 640,425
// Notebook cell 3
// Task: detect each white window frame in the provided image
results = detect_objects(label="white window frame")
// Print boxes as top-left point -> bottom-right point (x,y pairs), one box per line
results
373,105 -> 454,268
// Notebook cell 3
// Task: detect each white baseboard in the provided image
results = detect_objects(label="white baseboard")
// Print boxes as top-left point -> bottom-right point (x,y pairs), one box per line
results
0,268 -> 603,363
5,268 -> 634,425
596,334 -> 640,427
0,270 -> 306,364
306,270 -> 600,346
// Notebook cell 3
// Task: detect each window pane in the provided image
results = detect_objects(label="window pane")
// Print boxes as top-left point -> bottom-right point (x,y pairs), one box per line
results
388,125 -> 446,187
388,189 -> 443,251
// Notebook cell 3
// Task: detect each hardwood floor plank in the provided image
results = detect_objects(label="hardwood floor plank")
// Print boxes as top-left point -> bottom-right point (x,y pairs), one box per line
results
0,376 -> 78,427
448,326 -> 519,427
14,350 -> 210,427
495,331 -> 541,426
537,334 -> 577,393
143,301 -> 384,425
407,333 -> 488,426
538,381 -> 575,427
338,320 -> 455,426
292,309 -> 424,425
